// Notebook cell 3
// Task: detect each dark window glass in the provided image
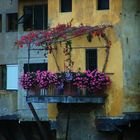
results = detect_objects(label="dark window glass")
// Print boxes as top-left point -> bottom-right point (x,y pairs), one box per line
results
0,65 -> 6,90
44,5 -> 48,29
23,6 -> 33,31
97,0 -> 109,10
24,4 -> 48,31
86,49 -> 97,71
61,0 -> 72,12
24,63 -> 48,73
0,14 -> 2,32
6,13 -> 18,32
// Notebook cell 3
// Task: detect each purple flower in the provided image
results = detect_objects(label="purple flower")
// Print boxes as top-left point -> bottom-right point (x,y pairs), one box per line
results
65,72 -> 73,81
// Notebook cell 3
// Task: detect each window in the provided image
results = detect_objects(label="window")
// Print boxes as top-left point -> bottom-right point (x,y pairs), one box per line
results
97,0 -> 109,10
0,65 -> 18,90
23,4 -> 48,31
24,63 -> 48,73
0,14 -> 2,32
86,49 -> 97,70
60,0 -> 72,12
6,13 -> 18,32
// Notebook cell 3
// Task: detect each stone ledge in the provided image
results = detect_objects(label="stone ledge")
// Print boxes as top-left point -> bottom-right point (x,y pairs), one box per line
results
95,112 -> 140,131
26,96 -> 106,104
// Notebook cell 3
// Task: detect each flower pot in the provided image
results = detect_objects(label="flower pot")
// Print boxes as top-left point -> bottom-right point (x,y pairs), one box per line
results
63,81 -> 78,96
27,86 -> 40,96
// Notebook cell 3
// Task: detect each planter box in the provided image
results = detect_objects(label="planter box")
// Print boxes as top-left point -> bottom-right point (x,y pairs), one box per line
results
26,83 -> 107,104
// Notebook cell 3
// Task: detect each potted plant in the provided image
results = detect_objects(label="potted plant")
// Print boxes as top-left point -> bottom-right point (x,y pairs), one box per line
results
20,72 -> 39,96
56,71 -> 78,96
36,70 -> 58,96
73,70 -> 111,96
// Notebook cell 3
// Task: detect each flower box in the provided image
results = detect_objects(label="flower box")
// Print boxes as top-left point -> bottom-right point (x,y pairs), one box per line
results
20,70 -> 110,97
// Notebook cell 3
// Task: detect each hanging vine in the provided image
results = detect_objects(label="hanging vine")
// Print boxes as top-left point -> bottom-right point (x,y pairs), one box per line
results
16,23 -> 112,72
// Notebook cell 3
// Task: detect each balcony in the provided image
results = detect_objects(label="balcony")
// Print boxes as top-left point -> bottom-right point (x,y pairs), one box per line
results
26,84 -> 107,104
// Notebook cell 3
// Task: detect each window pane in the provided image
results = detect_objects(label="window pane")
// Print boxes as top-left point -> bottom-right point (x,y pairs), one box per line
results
86,49 -> 97,71
6,13 -> 18,32
98,0 -> 109,10
0,14 -> 2,32
61,0 -> 72,12
7,65 -> 18,90
24,63 -> 48,73
24,6 -> 33,31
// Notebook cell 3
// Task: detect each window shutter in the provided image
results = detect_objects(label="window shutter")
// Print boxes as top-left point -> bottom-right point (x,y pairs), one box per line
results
86,49 -> 97,71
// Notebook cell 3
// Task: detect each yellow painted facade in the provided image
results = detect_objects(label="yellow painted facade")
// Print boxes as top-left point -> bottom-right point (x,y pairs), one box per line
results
19,0 -> 124,120
48,0 -> 123,119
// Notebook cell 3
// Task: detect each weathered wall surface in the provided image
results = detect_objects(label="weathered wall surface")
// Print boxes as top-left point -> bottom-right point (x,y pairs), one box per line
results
0,0 -> 18,64
0,91 -> 17,116
47,0 -> 125,139
48,0 -> 123,119
121,0 -> 140,112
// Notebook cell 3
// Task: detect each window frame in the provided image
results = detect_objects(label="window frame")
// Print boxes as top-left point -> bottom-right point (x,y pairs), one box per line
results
6,13 -> 18,32
0,65 -> 18,90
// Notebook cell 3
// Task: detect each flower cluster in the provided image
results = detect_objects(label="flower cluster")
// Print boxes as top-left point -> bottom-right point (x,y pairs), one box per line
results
16,23 -> 112,50
73,70 -> 110,93
20,70 -> 111,94
20,72 -> 37,89
20,71 -> 58,90
36,71 -> 58,89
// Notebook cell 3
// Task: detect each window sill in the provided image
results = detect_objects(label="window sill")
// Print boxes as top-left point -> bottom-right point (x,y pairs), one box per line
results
0,90 -> 17,94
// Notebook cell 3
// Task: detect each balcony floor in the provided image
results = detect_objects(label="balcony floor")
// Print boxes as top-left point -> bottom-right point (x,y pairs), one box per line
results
26,95 -> 106,104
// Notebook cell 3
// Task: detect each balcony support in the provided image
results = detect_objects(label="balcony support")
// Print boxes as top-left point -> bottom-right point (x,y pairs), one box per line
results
65,103 -> 71,140
27,103 -> 48,140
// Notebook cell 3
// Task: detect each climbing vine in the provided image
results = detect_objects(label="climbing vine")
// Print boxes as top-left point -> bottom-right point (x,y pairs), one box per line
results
16,23 -> 112,72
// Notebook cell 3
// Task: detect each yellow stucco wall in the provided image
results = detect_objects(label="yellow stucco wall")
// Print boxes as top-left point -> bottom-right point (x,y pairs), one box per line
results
48,0 -> 123,119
